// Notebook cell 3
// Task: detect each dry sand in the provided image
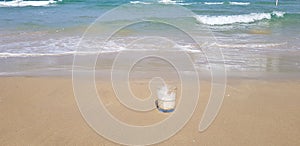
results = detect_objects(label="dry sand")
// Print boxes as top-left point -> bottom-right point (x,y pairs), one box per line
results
0,77 -> 299,145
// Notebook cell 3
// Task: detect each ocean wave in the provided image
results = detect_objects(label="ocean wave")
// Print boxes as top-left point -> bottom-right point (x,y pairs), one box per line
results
158,0 -> 197,5
130,0 -> 195,5
176,2 -> 197,6
195,11 -> 285,25
0,51 -> 120,58
229,1 -> 250,5
0,48 -> 201,58
0,0 -> 57,7
0,52 -> 73,58
272,11 -> 285,17
158,0 -> 177,4
130,1 -> 151,5
203,1 -> 249,5
0,39 -> 202,58
203,2 -> 224,5
215,42 -> 287,48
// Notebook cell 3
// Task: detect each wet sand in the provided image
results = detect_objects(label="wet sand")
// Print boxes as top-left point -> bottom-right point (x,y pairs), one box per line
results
0,76 -> 299,145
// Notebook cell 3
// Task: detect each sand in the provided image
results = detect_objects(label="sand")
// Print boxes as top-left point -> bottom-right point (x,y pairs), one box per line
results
0,76 -> 299,145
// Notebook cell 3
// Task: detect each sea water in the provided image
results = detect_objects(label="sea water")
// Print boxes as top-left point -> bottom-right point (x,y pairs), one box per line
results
0,0 -> 299,77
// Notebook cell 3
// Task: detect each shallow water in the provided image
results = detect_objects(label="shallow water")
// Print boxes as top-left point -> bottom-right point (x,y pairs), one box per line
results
0,0 -> 299,77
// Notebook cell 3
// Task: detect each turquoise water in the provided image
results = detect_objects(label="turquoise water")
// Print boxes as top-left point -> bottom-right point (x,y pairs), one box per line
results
1,0 -> 299,29
0,0 -> 299,75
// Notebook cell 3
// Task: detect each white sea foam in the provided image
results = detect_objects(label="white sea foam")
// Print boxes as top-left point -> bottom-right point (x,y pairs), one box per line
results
0,36 -> 126,58
215,42 -> 287,48
158,0 -> 177,4
0,52 -> 73,58
130,1 -> 151,5
229,1 -> 250,5
203,2 -> 224,5
0,0 -> 56,7
195,11 -> 285,25
0,50 -> 124,58
129,0 -> 195,5
176,2 -> 197,5
0,39 -> 201,58
272,11 -> 285,17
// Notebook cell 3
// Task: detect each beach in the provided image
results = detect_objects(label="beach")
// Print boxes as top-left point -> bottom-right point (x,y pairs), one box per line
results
0,76 -> 299,145
1,0 -> 300,145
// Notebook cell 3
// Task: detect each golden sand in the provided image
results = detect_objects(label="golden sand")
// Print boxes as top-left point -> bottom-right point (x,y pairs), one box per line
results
0,77 -> 299,145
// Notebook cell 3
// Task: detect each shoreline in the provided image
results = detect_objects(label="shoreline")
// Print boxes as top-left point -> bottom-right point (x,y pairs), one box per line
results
1,70 -> 300,81
1,51 -> 299,80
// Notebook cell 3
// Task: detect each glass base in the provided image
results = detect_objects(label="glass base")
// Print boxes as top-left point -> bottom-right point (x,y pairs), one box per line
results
155,100 -> 175,113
